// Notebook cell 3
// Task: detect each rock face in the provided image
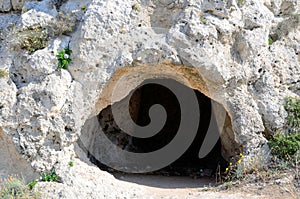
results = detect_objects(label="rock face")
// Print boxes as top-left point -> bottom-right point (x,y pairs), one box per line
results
0,0 -> 299,197
0,0 -> 38,11
0,0 -> 11,12
0,128 -> 38,181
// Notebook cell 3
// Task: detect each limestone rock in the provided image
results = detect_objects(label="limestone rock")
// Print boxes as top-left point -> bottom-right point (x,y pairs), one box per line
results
0,0 -> 299,197
36,158 -> 144,199
0,128 -> 38,183
21,0 -> 58,27
0,0 -> 11,12
12,0 -> 39,11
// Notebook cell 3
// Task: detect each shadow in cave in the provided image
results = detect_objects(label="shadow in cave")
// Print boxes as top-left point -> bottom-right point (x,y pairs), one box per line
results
88,79 -> 227,181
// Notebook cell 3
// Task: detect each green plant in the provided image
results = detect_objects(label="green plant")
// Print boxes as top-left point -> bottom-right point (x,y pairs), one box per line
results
223,153 -> 246,181
68,161 -> 74,167
219,181 -> 236,190
0,176 -> 40,199
199,12 -> 207,24
41,171 -> 59,182
132,3 -> 141,12
1,24 -> 48,54
268,97 -> 300,162
17,26 -> 48,54
268,37 -> 273,45
27,180 -> 38,190
271,155 -> 292,170
268,132 -> 300,161
57,47 -> 72,71
267,96 -> 300,182
81,5 -> 87,11
284,97 -> 300,134
237,0 -> 245,6
0,69 -> 8,78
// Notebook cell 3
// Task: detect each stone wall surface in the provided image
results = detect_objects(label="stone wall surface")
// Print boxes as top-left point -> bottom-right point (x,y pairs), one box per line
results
0,128 -> 38,181
0,0 -> 299,198
0,0 -> 38,11
0,0 -> 11,12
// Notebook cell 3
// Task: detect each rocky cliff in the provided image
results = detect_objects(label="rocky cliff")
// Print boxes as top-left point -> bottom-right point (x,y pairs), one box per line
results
0,0 -> 299,198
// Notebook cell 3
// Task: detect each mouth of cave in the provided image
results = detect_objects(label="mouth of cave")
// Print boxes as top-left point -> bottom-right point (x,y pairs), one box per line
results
79,78 -> 231,178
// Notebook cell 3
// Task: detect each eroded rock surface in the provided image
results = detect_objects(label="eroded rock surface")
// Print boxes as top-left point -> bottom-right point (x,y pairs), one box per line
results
0,0 -> 299,198
0,128 -> 38,182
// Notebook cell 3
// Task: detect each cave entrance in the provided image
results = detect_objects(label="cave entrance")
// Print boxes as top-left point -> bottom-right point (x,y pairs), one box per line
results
79,78 -> 230,178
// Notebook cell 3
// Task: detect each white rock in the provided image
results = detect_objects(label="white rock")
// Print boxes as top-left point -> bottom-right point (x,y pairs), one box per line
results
0,128 -> 39,183
0,0 -> 11,12
0,0 -> 299,197
12,0 -> 40,11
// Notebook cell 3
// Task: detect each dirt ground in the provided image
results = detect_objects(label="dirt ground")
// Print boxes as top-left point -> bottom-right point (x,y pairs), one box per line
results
114,172 -> 300,199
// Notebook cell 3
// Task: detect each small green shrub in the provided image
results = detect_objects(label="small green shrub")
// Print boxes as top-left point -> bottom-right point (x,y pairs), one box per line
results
1,24 -> 48,54
0,70 -> 8,78
219,181 -> 236,190
81,6 -> 87,11
27,180 -> 38,190
132,3 -> 141,12
17,27 -> 48,54
268,37 -> 273,45
68,161 -> 74,167
268,132 -> 300,161
199,12 -> 207,24
268,97 -> 300,164
223,153 -> 246,181
41,171 -> 59,182
237,0 -> 245,7
0,176 -> 40,199
284,97 -> 300,134
1,13 -> 76,54
57,47 -> 72,71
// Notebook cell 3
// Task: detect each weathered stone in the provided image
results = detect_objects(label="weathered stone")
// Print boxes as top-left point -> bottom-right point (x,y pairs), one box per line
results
12,0 -> 35,10
0,0 -> 11,12
0,128 -> 38,183
0,0 -> 299,197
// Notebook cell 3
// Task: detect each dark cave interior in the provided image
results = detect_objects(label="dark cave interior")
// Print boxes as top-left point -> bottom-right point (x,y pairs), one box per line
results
90,79 -> 227,177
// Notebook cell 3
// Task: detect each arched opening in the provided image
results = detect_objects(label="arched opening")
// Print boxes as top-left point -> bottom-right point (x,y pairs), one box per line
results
77,78 -> 238,179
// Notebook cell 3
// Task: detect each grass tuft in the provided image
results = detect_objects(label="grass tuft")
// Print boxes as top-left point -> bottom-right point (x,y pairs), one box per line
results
0,175 -> 40,199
